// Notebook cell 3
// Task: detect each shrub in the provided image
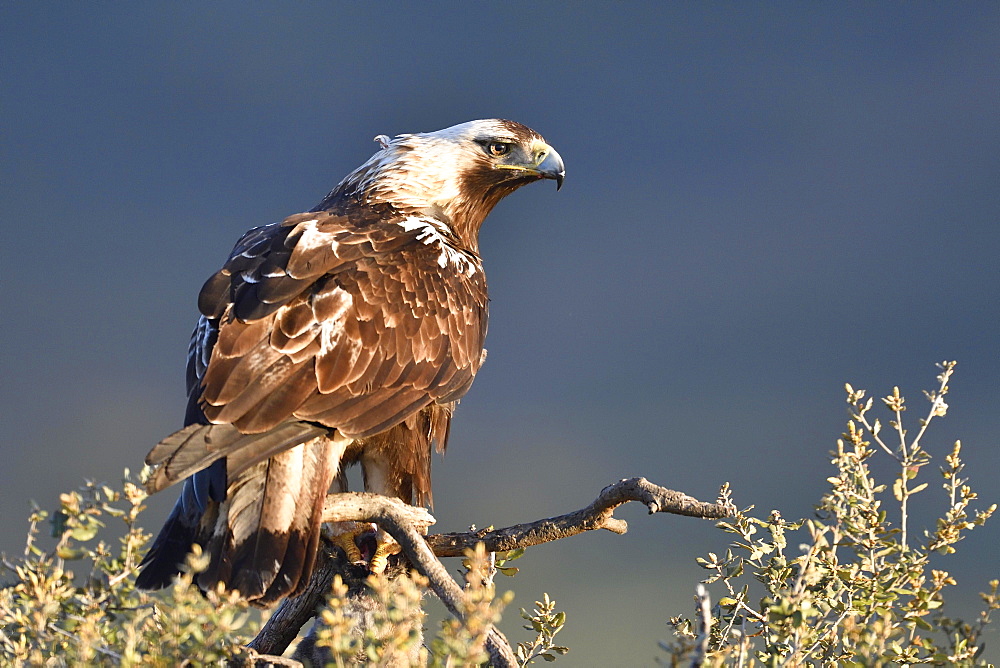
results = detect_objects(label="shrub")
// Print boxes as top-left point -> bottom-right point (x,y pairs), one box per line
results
660,362 -> 997,666
2,362 -> 993,666
0,474 -> 256,666
0,476 -> 565,666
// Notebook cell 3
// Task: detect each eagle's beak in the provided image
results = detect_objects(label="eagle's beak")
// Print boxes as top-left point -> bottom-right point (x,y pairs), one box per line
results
497,143 -> 566,190
534,145 -> 565,190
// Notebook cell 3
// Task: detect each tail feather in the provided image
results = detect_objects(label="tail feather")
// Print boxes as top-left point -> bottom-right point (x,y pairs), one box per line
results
138,406 -> 449,604
225,456 -> 289,599
264,436 -> 338,602
145,420 -> 326,494
137,426 -> 343,603
138,434 -> 344,604
134,462 -> 223,590
197,436 -> 341,602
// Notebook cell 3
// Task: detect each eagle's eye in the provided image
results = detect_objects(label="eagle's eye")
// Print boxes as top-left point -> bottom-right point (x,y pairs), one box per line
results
487,141 -> 512,157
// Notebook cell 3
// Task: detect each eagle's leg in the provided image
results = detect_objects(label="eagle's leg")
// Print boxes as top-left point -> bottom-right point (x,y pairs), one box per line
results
368,531 -> 402,574
324,465 -> 403,574
351,449 -> 409,575
323,471 -> 373,567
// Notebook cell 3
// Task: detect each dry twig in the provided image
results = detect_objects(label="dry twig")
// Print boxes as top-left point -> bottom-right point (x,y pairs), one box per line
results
428,477 -> 730,557
249,477 -> 731,666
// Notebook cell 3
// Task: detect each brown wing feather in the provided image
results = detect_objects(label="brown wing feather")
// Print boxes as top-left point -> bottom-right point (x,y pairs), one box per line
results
195,210 -> 488,437
297,386 -> 430,438
207,357 -> 305,425
145,421 -> 327,494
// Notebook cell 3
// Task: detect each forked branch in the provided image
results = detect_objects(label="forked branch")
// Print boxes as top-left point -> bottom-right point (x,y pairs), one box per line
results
425,477 -> 731,557
248,477 -> 732,667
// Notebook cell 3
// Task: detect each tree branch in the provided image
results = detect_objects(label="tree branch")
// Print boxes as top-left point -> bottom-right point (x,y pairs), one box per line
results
343,494 -> 518,667
245,544 -> 339,657
426,477 -> 731,557
248,478 -> 732,665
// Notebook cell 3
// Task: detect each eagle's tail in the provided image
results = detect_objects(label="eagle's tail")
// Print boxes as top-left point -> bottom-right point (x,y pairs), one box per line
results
144,420 -> 328,495
134,463 -> 222,591
136,424 -> 343,604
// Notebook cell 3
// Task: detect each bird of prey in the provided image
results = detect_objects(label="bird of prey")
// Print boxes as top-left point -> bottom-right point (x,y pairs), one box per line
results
135,119 -> 564,604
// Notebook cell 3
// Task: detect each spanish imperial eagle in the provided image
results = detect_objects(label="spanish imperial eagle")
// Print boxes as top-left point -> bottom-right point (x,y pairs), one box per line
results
135,119 -> 564,604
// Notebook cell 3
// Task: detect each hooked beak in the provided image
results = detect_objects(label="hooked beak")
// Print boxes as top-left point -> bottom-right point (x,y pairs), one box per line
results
495,142 -> 566,190
533,144 -> 565,190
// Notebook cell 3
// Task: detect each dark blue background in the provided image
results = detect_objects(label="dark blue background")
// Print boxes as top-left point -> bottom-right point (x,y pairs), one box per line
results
3,4 -> 998,663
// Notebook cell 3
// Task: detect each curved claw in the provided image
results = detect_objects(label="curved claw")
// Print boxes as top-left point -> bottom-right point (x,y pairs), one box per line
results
328,522 -> 371,564
368,539 -> 402,575
327,522 -> 400,574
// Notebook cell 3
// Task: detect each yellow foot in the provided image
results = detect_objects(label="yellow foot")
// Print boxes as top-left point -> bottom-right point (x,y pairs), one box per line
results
327,521 -> 370,564
368,537 -> 402,575
326,522 -> 401,574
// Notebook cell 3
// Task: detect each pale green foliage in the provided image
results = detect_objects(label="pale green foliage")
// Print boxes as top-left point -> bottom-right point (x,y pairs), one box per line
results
311,571 -> 429,666
428,543 -> 516,667
12,364 -> 990,666
0,472 -> 256,666
660,363 -> 998,666
516,592 -> 568,665
1,474 -> 566,666
495,546 -> 527,578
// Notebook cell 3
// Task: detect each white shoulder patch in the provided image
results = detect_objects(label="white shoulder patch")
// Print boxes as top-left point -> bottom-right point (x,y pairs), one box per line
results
397,216 -> 478,276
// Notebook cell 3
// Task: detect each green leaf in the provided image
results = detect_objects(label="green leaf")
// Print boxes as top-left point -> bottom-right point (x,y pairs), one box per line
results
56,545 -> 87,560
70,521 -> 102,542
505,547 -> 526,561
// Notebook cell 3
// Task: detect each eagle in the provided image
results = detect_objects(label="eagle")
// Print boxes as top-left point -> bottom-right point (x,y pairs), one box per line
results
135,119 -> 564,604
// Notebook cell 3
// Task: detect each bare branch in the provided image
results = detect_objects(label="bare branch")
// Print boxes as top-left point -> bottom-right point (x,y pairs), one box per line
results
246,546 -> 340,656
428,477 -> 732,557
321,492 -> 438,528
691,583 -> 712,668
248,478 -> 730,665
236,651 -> 303,667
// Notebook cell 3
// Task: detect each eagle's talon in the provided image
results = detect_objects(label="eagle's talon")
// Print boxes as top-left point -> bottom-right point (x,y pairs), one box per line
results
328,522 -> 372,565
328,522 -> 399,574
368,539 -> 402,575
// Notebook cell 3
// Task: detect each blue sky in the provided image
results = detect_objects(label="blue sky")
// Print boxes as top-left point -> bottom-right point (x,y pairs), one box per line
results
3,4 -> 999,663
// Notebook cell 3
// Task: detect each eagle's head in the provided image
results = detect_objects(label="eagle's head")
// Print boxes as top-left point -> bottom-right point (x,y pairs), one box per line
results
318,119 -> 564,248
